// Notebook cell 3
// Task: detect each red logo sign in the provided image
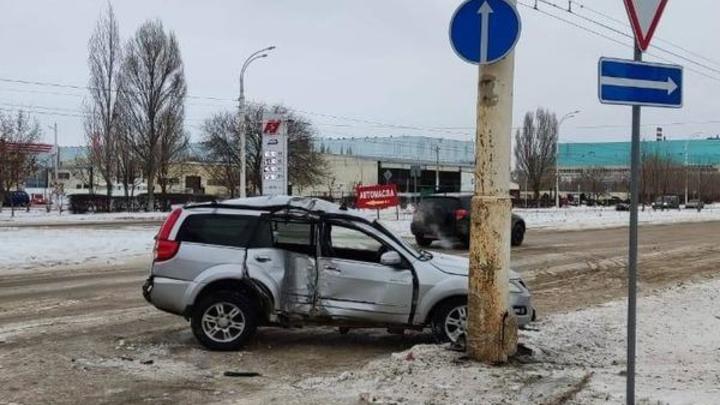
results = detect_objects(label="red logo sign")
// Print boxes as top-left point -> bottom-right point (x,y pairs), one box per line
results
263,120 -> 281,134
355,184 -> 399,209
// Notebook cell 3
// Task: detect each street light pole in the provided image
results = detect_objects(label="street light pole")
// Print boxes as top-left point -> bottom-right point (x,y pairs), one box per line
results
684,131 -> 703,205
238,46 -> 276,198
555,110 -> 580,208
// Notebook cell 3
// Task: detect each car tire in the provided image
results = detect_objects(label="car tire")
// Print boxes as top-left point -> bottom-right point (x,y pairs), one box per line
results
511,223 -> 525,247
431,297 -> 467,344
415,234 -> 432,247
191,290 -> 258,351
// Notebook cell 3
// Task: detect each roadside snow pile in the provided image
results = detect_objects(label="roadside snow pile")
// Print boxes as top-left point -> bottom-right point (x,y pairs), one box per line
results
0,225 -> 156,273
516,204 -> 720,231
286,279 -> 720,404
525,278 -> 720,404
293,344 -> 589,404
378,205 -> 720,237
0,208 -> 167,225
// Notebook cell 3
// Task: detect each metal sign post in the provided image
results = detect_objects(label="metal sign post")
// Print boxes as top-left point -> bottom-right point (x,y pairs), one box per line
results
599,3 -> 675,404
626,43 -> 641,405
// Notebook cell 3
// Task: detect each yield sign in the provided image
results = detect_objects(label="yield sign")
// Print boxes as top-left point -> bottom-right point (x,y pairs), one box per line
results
623,0 -> 668,51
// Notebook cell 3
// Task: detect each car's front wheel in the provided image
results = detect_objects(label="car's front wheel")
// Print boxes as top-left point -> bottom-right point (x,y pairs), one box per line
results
431,297 -> 467,344
191,291 -> 257,351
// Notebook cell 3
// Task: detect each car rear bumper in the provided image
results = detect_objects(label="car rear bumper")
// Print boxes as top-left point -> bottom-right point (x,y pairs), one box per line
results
410,223 -> 467,240
143,276 -> 192,316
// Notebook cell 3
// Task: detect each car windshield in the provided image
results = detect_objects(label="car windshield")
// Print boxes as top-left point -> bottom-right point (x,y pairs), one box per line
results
372,220 -> 432,261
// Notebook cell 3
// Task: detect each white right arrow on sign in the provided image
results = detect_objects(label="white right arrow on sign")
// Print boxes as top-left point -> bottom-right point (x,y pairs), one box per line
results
600,75 -> 678,95
623,0 -> 668,51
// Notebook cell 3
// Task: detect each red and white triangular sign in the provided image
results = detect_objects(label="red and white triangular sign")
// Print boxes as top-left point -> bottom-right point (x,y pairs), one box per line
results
623,0 -> 668,51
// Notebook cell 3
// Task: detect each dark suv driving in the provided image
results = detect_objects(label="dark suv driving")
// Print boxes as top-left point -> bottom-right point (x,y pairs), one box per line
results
2,190 -> 30,207
411,194 -> 526,248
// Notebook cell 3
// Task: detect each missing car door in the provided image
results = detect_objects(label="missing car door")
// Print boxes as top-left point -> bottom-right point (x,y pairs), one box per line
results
271,218 -> 318,316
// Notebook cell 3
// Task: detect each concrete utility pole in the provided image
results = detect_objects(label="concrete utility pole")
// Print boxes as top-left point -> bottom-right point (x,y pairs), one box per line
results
52,123 -> 58,186
238,46 -> 275,198
467,35 -> 518,362
555,110 -> 580,208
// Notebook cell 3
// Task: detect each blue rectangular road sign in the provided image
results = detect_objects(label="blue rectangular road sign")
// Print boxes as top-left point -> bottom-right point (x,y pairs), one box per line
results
598,57 -> 682,108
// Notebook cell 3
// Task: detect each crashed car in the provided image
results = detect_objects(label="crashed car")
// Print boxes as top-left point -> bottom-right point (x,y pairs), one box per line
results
143,196 -> 534,350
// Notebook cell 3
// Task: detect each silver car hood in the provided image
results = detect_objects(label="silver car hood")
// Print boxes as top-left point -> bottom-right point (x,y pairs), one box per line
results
429,252 -> 520,280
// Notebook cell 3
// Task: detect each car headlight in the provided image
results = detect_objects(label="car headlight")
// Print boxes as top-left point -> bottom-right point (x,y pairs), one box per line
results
509,279 -> 524,293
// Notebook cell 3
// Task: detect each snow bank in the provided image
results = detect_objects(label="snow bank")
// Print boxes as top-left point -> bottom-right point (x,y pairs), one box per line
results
0,207 -> 167,225
0,225 -> 157,273
516,204 -> 720,231
287,279 -> 720,404
375,204 -> 720,238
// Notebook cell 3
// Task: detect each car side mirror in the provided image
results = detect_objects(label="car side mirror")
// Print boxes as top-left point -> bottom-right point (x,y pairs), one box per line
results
380,251 -> 402,267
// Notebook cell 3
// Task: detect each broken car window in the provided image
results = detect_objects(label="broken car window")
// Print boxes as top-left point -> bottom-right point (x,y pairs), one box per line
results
272,220 -> 315,255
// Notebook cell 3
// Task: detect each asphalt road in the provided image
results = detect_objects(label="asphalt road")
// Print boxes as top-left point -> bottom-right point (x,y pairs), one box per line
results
1,220 -> 719,404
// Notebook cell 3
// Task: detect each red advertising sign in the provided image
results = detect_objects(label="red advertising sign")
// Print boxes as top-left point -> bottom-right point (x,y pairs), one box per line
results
355,184 -> 399,209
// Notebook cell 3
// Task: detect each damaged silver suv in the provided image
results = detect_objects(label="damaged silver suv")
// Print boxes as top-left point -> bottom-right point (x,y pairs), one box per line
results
143,196 -> 534,350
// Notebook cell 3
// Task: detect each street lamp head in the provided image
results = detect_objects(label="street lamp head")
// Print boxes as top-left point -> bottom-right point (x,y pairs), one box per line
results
266,45 -> 277,51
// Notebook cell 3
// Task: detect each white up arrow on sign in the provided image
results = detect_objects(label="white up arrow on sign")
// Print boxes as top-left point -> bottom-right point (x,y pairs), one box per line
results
600,75 -> 678,95
478,1 -> 493,64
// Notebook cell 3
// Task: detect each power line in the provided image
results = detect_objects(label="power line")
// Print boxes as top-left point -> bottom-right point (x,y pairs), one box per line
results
0,76 -> 477,138
534,0 -> 720,78
571,0 -> 720,69
517,1 -> 720,84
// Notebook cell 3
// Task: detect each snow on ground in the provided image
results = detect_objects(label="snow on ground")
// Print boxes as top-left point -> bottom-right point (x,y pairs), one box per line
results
0,207 -> 167,225
0,225 -> 157,274
5,203 -> 720,234
516,204 -> 720,231
374,204 -> 720,239
282,279 -> 720,404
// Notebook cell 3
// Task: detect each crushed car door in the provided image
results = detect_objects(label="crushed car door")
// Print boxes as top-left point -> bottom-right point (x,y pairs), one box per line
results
316,221 -> 413,324
270,218 -> 318,317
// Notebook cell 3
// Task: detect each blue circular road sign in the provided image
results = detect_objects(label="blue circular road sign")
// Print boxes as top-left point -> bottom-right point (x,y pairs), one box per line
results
449,0 -> 521,65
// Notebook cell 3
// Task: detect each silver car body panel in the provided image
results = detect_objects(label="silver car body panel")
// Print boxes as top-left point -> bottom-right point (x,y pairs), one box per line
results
316,257 -> 414,323
146,196 -> 533,329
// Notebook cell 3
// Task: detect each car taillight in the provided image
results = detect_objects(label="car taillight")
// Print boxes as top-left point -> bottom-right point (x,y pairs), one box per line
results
154,208 -> 182,262
455,208 -> 469,221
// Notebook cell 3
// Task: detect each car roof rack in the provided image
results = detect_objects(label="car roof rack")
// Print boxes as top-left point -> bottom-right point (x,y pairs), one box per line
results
183,200 -> 374,225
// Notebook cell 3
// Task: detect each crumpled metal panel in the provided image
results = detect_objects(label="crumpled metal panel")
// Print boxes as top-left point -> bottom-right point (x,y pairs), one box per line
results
278,251 -> 317,316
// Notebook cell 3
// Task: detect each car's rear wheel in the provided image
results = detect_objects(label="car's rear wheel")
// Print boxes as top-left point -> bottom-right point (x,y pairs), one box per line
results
415,234 -> 432,247
511,223 -> 525,247
191,291 -> 257,351
431,297 -> 467,344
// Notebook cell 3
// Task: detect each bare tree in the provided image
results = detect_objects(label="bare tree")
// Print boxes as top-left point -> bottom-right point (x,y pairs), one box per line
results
203,104 -> 327,197
84,4 -> 122,211
201,112 -> 241,198
640,149 -> 679,204
119,19 -> 186,210
579,167 -> 607,201
514,108 -> 558,206
0,111 -> 42,212
156,101 -> 189,208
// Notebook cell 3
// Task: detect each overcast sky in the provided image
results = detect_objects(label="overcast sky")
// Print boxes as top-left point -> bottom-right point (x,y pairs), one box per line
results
1,0 -> 718,146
